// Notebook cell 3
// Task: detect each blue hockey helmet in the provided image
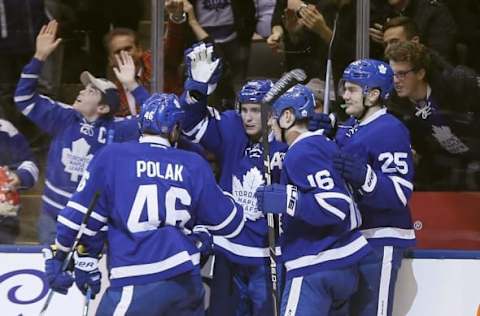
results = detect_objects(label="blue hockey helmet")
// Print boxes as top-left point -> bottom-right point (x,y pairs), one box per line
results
272,84 -> 315,120
237,79 -> 274,104
139,93 -> 185,135
341,59 -> 394,99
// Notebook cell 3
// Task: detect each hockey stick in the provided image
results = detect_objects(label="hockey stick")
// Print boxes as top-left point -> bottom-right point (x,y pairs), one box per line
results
82,287 -> 93,316
323,12 -> 339,115
39,191 -> 100,316
261,68 -> 307,316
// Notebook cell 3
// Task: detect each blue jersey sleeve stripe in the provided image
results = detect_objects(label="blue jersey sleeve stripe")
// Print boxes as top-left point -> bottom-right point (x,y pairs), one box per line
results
182,116 -> 208,143
45,180 -> 73,198
213,236 -> 269,258
17,160 -> 39,182
313,192 -> 351,220
360,227 -> 415,240
55,240 -> 72,252
57,215 -> 98,236
20,73 -> 39,79
13,94 -> 35,103
21,102 -> 36,116
284,235 -> 369,272
109,250 -> 197,279
66,201 -> 108,223
42,195 -> 65,210
222,211 -> 245,239
389,176 -> 413,207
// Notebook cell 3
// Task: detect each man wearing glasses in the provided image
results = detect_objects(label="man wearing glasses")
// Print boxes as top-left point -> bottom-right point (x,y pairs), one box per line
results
386,41 -> 480,190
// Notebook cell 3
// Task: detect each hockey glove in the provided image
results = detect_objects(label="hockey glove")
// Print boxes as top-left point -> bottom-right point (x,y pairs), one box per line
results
43,246 -> 74,295
308,113 -> 337,138
184,42 -> 222,96
255,184 -> 301,216
74,251 -> 101,299
190,227 -> 214,256
333,149 -> 377,193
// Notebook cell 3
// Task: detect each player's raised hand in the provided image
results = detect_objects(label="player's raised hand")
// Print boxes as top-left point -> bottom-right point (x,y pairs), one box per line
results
34,20 -> 62,61
184,42 -> 222,95
113,51 -> 138,91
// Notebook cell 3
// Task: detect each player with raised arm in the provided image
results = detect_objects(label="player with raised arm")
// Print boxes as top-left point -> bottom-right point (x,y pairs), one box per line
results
43,93 -> 245,315
14,20 -> 138,244
255,84 -> 371,316
333,59 -> 416,316
181,42 -> 288,315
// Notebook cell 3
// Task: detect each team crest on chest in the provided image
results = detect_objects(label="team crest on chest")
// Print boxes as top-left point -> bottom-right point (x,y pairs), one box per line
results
232,167 -> 265,221
61,138 -> 94,182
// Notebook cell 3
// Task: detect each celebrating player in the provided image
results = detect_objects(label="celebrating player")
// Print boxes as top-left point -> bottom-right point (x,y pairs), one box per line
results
44,93 -> 245,315
14,20 -> 138,244
334,59 -> 416,316
255,84 -> 371,316
181,42 -> 287,315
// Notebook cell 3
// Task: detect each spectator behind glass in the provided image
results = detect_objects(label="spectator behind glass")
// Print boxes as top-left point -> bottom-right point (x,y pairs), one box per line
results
0,119 -> 39,244
104,23 -> 186,116
370,0 -> 457,62
268,0 -> 356,84
385,41 -> 480,190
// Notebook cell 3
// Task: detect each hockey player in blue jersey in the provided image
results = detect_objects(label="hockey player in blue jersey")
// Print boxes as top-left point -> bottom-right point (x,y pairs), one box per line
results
14,20 -> 138,244
0,119 -> 39,243
255,84 -> 371,316
332,59 -> 416,316
44,93 -> 245,315
181,42 -> 287,316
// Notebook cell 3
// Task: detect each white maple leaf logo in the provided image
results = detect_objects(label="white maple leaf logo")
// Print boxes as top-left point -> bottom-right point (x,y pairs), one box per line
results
61,138 -> 94,182
232,167 -> 265,221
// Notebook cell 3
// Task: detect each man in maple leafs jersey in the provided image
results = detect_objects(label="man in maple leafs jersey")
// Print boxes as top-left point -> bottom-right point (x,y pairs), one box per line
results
14,21 -> 138,244
333,59 -> 416,316
255,84 -> 371,316
181,42 -> 287,315
45,93 -> 245,315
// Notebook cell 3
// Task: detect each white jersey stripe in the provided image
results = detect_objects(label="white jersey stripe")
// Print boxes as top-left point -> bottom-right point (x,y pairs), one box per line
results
45,180 -> 73,198
110,250 -> 198,279
377,246 -> 393,316
21,102 -> 36,116
314,192 -> 350,220
42,195 -> 65,210
14,94 -> 35,103
113,285 -> 134,316
57,215 -> 97,236
361,227 -> 415,241
285,235 -> 368,271
285,277 -> 303,316
67,201 -> 108,223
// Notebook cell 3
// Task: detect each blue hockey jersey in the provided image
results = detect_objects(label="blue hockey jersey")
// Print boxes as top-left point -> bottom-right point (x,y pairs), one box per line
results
335,109 -> 416,248
280,130 -> 371,279
182,96 -> 287,265
55,135 -> 245,287
0,119 -> 38,189
14,58 -> 139,218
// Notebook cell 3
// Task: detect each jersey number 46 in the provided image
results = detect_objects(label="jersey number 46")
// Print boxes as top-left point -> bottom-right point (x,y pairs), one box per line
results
127,184 -> 191,233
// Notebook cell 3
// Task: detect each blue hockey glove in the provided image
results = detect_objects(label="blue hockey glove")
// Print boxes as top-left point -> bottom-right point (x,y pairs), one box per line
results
333,149 -> 377,192
190,227 -> 214,256
43,247 -> 74,295
255,184 -> 301,216
184,42 -> 222,96
74,251 -> 101,299
308,113 -> 336,137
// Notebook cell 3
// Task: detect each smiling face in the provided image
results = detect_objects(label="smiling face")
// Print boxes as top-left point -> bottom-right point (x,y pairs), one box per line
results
342,82 -> 366,118
72,84 -> 104,118
240,103 -> 263,140
389,60 -> 424,98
